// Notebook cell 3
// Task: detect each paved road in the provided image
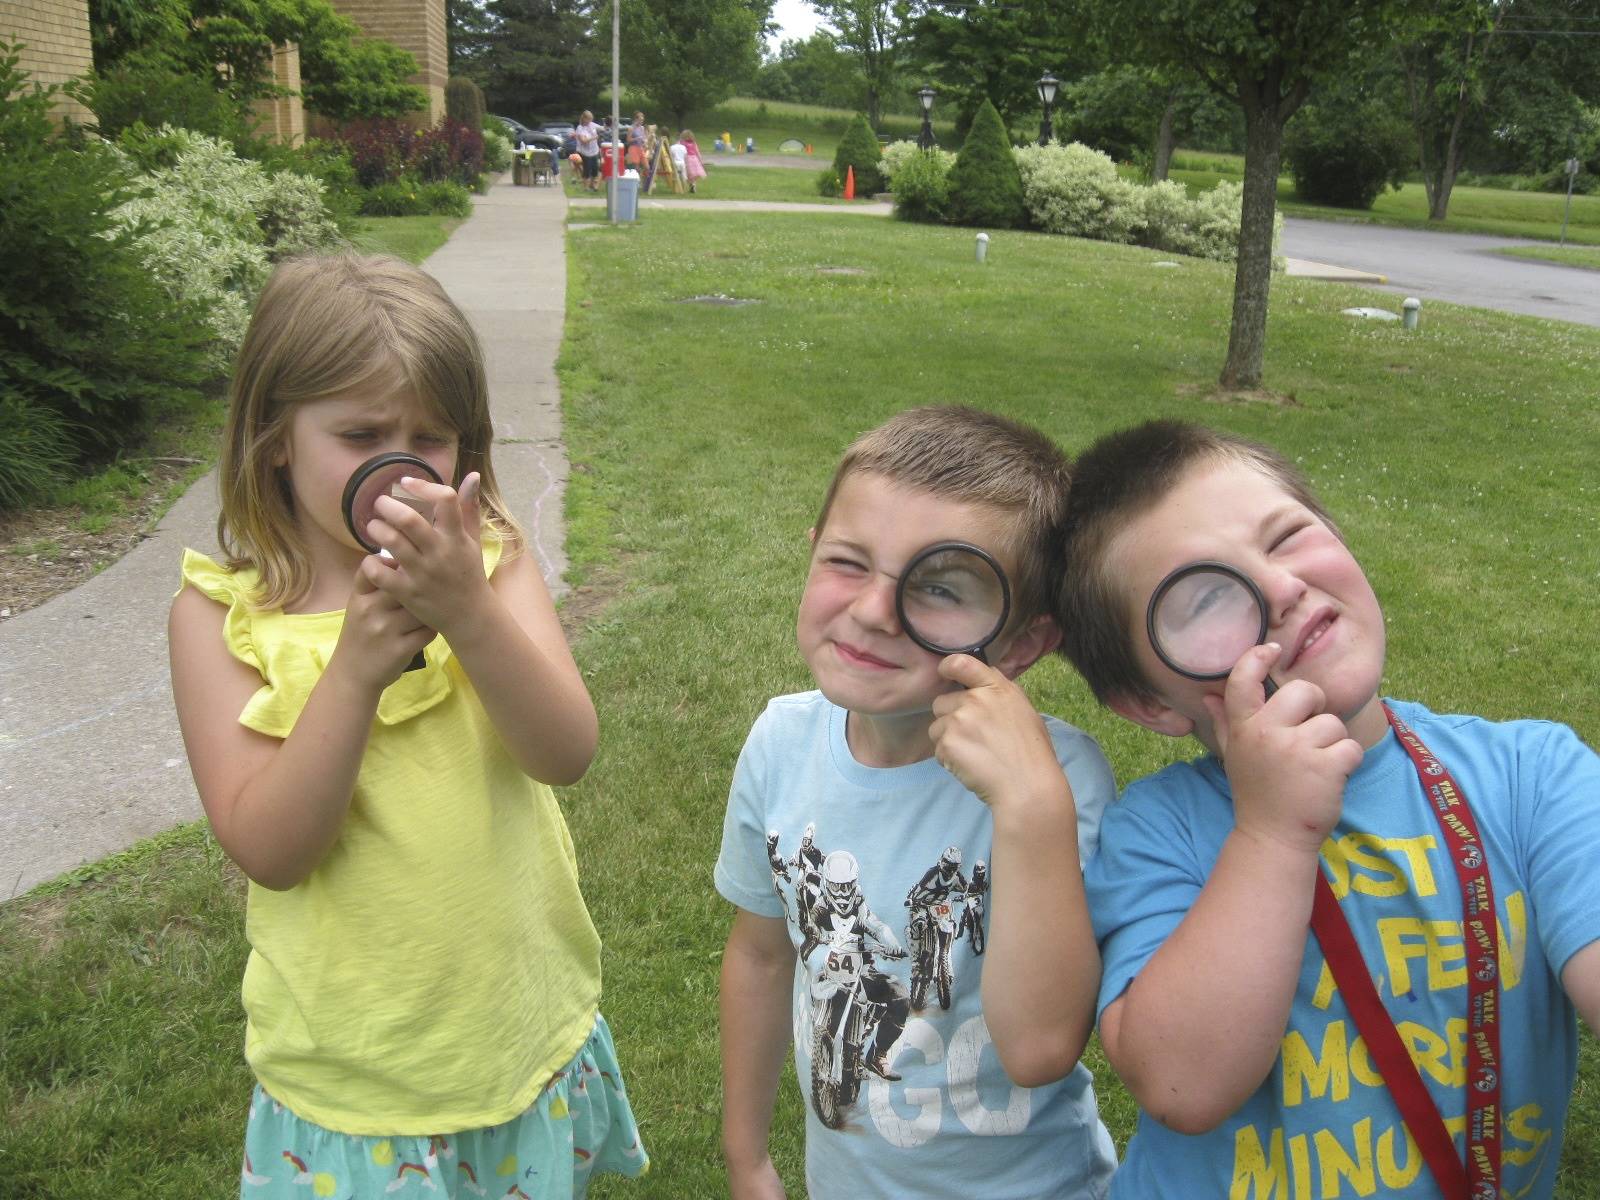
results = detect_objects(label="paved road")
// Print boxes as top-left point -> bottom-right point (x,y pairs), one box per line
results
1282,216 -> 1600,328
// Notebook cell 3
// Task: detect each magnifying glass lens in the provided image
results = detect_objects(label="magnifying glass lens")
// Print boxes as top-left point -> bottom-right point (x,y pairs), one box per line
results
900,547 -> 1008,654
1149,567 -> 1265,678
341,453 -> 442,555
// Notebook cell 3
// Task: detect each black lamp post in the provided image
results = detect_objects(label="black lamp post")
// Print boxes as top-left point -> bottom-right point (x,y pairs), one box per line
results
1037,72 -> 1059,147
918,87 -> 937,150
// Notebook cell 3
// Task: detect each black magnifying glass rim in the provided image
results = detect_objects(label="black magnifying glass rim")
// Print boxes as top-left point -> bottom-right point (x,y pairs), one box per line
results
340,451 -> 443,554
1145,559 -> 1270,683
894,540 -> 1013,660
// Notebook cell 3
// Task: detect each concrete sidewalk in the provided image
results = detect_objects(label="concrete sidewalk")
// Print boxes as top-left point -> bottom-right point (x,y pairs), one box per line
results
0,176 -> 572,899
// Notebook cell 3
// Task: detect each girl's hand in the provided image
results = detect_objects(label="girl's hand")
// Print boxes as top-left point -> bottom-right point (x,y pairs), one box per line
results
363,472 -> 493,639
331,559 -> 437,693
929,654 -> 1066,812
1204,642 -> 1363,855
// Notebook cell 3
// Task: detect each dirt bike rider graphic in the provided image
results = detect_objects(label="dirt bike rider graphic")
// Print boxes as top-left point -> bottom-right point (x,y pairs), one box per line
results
959,859 -> 988,956
808,850 -> 910,1084
789,823 -> 826,957
904,846 -> 970,1010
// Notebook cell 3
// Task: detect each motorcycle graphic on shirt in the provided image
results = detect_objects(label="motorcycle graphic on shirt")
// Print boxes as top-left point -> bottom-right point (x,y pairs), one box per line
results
905,847 -> 974,1011
805,850 -> 910,1128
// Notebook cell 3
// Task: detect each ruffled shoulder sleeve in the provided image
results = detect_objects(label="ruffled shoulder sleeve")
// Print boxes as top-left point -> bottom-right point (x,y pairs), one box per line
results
181,537 -> 508,739
179,548 -> 266,675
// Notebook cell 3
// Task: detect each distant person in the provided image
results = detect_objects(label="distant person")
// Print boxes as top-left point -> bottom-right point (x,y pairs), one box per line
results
169,255 -> 649,1197
574,110 -> 602,192
668,135 -> 688,191
680,130 -> 706,192
627,111 -> 648,170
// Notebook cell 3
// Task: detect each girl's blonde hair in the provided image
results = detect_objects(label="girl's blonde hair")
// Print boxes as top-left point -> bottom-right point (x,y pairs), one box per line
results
218,253 -> 522,609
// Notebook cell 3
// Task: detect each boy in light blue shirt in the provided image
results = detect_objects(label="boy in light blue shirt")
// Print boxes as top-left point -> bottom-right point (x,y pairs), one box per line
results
716,405 -> 1118,1200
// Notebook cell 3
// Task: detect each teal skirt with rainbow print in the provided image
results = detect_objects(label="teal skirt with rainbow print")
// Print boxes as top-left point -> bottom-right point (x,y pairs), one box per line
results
241,1014 -> 647,1198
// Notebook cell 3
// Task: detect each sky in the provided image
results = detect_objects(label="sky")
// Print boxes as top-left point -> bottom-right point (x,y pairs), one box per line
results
767,0 -> 822,48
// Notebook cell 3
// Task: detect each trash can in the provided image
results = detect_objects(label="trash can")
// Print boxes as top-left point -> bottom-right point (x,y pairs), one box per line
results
611,174 -> 640,222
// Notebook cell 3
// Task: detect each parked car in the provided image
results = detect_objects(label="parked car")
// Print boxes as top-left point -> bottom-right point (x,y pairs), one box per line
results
541,121 -> 576,139
490,115 -> 562,153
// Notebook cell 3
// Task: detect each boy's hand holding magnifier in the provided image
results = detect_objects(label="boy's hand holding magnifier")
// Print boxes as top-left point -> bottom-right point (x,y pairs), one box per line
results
895,542 -> 1065,810
1146,561 -> 1363,852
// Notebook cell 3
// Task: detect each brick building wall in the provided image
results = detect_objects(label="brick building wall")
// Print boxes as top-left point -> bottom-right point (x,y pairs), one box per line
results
329,0 -> 446,125
1,0 -> 94,126
252,42 -> 305,146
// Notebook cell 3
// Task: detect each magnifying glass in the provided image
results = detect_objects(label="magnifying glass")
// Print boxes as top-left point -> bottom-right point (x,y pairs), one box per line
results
340,452 -> 443,672
1146,560 -> 1278,697
895,541 -> 1011,665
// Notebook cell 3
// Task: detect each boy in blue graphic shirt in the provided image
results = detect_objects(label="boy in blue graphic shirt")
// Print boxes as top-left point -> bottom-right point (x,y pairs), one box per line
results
1057,419 -> 1600,1198
715,406 -> 1118,1200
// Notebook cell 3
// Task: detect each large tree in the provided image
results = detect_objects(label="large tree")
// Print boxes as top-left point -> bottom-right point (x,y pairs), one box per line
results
1079,0 -> 1416,390
811,0 -> 901,127
905,0 -> 1082,140
622,0 -> 770,127
467,0 -> 608,122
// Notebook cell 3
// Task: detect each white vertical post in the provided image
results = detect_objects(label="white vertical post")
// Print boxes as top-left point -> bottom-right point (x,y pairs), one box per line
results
610,0 -> 622,224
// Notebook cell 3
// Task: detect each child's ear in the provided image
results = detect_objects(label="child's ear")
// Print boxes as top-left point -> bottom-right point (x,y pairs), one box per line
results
994,614 -> 1062,680
1106,689 -> 1195,738
807,526 -> 817,547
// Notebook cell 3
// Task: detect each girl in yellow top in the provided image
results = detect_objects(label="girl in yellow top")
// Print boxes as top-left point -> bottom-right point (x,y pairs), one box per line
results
169,254 -> 648,1198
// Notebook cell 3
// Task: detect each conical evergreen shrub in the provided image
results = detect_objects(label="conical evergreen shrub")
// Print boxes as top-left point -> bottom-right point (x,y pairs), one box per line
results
445,77 -> 484,131
945,100 -> 1025,229
831,113 -> 884,195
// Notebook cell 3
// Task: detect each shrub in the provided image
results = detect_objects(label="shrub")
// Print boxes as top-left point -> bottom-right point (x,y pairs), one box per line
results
87,59 -> 246,143
1283,98 -> 1410,210
112,126 -> 343,370
817,166 -> 842,197
412,119 -> 484,188
1139,178 -> 1282,263
0,393 -> 75,508
358,176 -> 472,217
831,113 -> 884,194
1013,141 -> 1141,242
446,77 -> 485,132
880,139 -> 954,188
481,122 -> 512,173
254,139 -> 363,225
945,100 -> 1025,229
890,149 -> 952,223
0,44 -> 211,478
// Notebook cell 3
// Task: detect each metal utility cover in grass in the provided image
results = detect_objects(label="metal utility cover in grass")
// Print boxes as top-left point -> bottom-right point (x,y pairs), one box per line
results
815,267 -> 868,276
1342,307 -> 1400,321
679,294 -> 761,306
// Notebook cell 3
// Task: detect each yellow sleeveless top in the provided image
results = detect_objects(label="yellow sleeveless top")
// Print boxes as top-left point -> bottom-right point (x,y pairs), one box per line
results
180,546 -> 602,1136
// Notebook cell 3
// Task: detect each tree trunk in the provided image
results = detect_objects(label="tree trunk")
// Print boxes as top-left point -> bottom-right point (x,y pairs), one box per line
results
1151,90 -> 1178,182
1219,94 -> 1284,391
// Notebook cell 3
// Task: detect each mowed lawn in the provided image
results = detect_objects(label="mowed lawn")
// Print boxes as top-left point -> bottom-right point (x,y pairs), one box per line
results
4,209 -> 1599,1197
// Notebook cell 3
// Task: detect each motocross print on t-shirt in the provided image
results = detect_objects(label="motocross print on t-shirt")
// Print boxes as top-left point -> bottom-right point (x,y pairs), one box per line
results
715,691 -> 1119,1200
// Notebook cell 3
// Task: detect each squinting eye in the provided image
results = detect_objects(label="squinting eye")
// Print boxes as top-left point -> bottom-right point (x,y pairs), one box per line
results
341,430 -> 375,442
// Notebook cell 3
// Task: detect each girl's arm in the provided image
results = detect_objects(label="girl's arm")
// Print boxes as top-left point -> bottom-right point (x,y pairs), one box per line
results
364,475 -> 597,786
440,548 -> 598,785
168,567 -> 430,890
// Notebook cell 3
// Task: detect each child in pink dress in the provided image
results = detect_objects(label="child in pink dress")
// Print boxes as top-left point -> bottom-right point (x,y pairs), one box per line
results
680,130 -> 706,193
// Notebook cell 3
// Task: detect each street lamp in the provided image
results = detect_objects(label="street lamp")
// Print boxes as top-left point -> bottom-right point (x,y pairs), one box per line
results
1036,72 -> 1059,147
918,87 -> 937,150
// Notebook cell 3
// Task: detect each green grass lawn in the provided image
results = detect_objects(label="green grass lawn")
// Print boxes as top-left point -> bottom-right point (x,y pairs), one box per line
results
4,210 -> 1599,1197
1496,244 -> 1600,271
348,213 -> 463,264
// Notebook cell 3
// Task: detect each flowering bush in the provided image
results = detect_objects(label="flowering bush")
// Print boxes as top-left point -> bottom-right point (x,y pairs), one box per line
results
1013,142 -> 1142,243
890,149 -> 953,223
880,139 -> 955,188
480,123 -> 512,173
337,118 -> 484,190
112,126 -> 344,369
1141,179 -> 1282,264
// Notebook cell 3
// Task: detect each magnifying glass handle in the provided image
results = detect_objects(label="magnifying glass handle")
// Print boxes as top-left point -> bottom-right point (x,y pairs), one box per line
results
1262,676 -> 1278,700
405,650 -> 427,673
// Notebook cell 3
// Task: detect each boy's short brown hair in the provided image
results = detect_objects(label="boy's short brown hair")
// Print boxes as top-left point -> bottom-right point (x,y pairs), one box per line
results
814,405 -> 1072,628
1057,419 -> 1338,706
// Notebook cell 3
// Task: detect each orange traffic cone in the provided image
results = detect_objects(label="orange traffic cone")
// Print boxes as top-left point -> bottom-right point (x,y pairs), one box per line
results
844,165 -> 855,200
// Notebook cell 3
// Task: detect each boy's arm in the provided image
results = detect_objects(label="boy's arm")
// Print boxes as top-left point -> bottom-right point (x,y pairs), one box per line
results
928,654 -> 1098,1087
721,909 -> 796,1200
1100,647 -> 1362,1132
1561,941 -> 1600,1032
